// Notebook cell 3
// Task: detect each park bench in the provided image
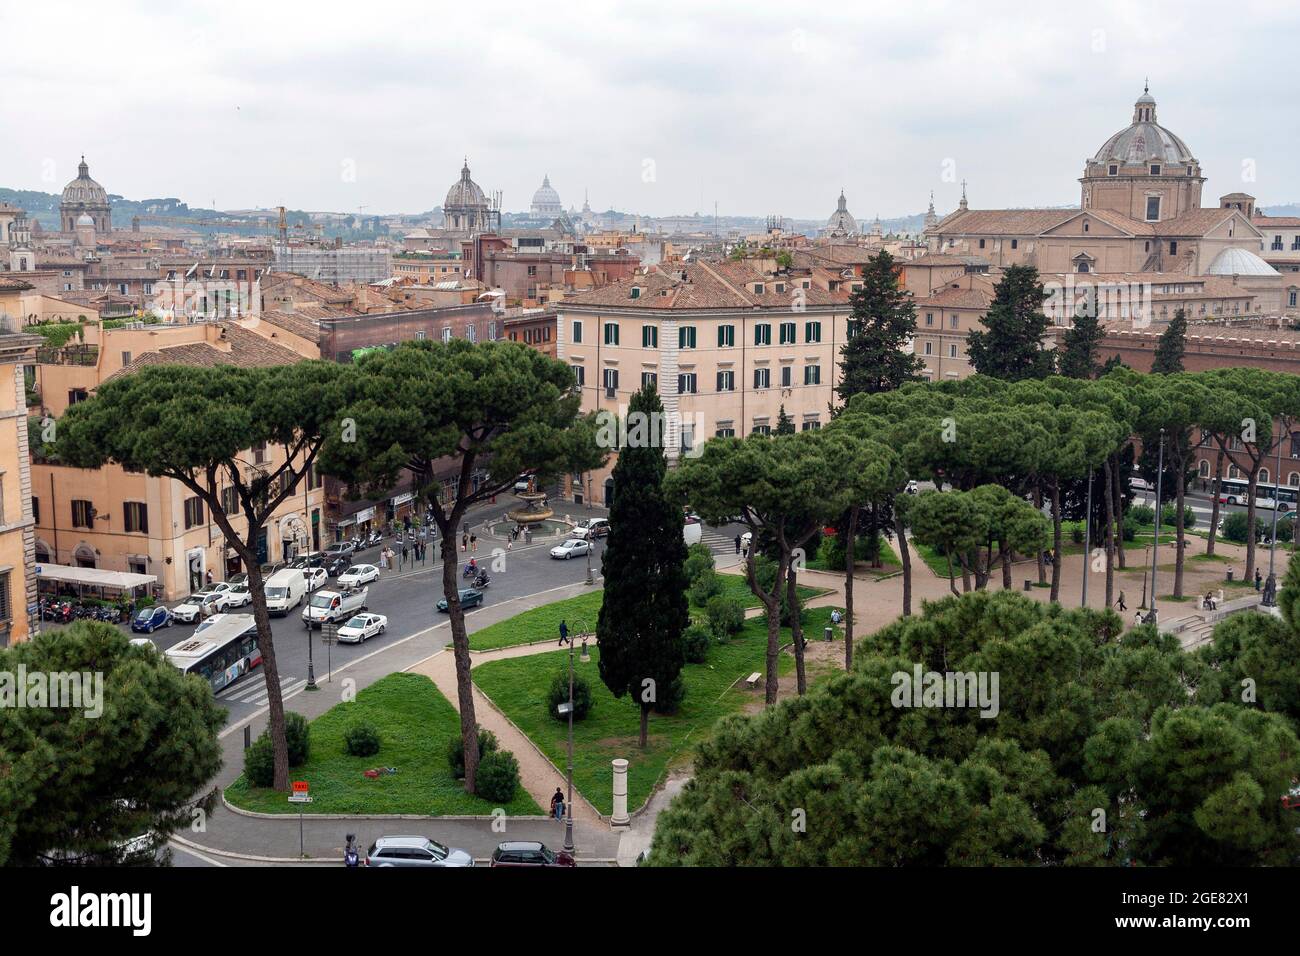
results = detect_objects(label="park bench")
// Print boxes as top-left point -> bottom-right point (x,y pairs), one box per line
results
744,672 -> 761,690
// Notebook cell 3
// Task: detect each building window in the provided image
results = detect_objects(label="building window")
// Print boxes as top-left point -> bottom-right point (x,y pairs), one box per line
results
751,423 -> 771,436
717,324 -> 735,348
801,419 -> 821,431
1146,196 -> 1161,221
221,485 -> 239,515
183,496 -> 205,529
781,365 -> 792,388
1169,241 -> 1178,255
572,320 -> 583,343
605,322 -> 620,345
1010,239 -> 1018,250
924,341 -> 933,356
1108,164 -> 1118,176
804,320 -> 822,343
71,499 -> 95,529
717,370 -> 735,392
803,364 -> 821,385
948,344 -> 958,358
753,368 -> 770,389
949,315 -> 959,329
678,326 -> 696,349
572,364 -> 585,386
123,501 -> 148,534
1150,164 -> 1161,175
925,313 -> 934,326
0,571 -> 10,633
603,368 -> 619,397
678,372 -> 697,394
978,239 -> 986,249
253,441 -> 267,465
32,496 -> 39,524
1273,236 -> 1284,251
779,321 -> 796,345
442,327 -> 452,343
68,388 -> 89,405
754,323 -> 771,346
641,324 -> 657,348
642,371 -> 658,389
715,426 -> 735,438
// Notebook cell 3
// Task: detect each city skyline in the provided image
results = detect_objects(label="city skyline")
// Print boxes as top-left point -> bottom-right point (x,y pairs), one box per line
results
2,0 -> 1296,220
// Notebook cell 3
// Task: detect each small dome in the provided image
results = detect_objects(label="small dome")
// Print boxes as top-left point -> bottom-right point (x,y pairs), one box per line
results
445,160 -> 487,211
1207,247 -> 1279,277
62,156 -> 108,205
824,190 -> 858,235
76,213 -> 94,227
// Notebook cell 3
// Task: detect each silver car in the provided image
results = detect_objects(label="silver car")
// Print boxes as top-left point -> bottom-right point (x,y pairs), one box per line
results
364,835 -> 473,867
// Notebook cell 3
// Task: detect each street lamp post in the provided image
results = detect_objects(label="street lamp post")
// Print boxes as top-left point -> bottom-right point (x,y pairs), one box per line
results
304,468 -> 317,691
557,630 -> 576,853
1264,428 -> 1284,606
1148,429 -> 1165,625
1081,466 -> 1093,608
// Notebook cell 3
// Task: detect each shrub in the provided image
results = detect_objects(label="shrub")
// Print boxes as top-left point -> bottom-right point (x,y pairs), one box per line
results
447,726 -> 500,779
1130,504 -> 1156,526
285,712 -> 311,766
705,594 -> 745,640
1223,511 -> 1265,544
546,669 -> 593,721
244,734 -> 275,788
688,567 -> 724,606
475,750 -> 521,803
684,542 -> 714,584
344,721 -> 381,757
1071,525 -> 1085,544
683,623 -> 712,663
1160,503 -> 1196,530
1121,516 -> 1137,542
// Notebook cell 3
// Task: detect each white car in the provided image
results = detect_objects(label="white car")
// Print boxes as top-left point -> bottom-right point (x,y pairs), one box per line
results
571,518 -> 609,540
220,582 -> 253,607
550,538 -> 592,560
337,564 -> 380,588
336,613 -> 387,644
301,567 -> 329,592
172,588 -> 231,623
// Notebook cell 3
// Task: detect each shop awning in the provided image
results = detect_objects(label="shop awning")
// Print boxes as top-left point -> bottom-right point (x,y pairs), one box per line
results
36,564 -> 157,590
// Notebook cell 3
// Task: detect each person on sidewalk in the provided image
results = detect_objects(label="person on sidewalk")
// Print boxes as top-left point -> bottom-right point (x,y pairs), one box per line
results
1116,591 -> 1127,612
550,788 -> 565,821
734,534 -> 741,554
558,619 -> 569,646
470,533 -> 478,553
1255,569 -> 1263,591
461,532 -> 469,552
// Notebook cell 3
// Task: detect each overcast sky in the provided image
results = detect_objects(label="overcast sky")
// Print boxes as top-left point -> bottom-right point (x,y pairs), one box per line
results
1,0 -> 1295,220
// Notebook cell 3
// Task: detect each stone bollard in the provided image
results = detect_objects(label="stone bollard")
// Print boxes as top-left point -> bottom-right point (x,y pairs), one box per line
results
611,758 -> 630,827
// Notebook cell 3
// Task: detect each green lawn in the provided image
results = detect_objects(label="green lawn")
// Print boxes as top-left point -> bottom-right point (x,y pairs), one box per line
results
473,605 -> 841,816
713,572 -> 823,609
224,673 -> 542,816
806,540 -> 901,575
469,590 -> 604,650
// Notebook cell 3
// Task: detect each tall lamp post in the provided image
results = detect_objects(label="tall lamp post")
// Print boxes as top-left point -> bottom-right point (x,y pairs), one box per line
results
304,456 -> 317,691
1081,466 -> 1093,608
556,628 -> 576,853
1148,429 -> 1165,625
1264,428 -> 1284,606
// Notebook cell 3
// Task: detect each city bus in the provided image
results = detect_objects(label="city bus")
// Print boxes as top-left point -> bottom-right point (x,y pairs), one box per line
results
164,613 -> 261,694
1214,477 -> 1297,512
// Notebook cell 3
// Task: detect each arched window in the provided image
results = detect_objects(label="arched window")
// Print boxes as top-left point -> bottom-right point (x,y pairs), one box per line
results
1260,468 -> 1270,485
1198,459 -> 1210,478
1289,472 -> 1300,488
34,541 -> 50,564
1229,464 -> 1241,479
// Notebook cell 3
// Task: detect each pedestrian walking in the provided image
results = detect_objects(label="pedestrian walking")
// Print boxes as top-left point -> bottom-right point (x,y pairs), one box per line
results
205,569 -> 214,586
1255,569 -> 1263,591
461,532 -> 468,552
1116,591 -> 1127,612
734,534 -> 741,554
379,549 -> 389,571
506,536 -> 513,552
550,787 -> 565,822
470,533 -> 478,553
558,619 -> 569,646
401,543 -> 409,568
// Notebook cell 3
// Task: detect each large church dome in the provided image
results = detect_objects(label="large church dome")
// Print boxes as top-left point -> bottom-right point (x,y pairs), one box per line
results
61,156 -> 107,205
445,160 -> 487,211
1091,86 -> 1196,167
530,175 -> 562,217
824,190 -> 858,236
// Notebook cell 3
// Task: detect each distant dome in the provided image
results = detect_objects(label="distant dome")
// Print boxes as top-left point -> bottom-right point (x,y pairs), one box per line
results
76,213 -> 94,226
62,157 -> 108,205
1091,87 -> 1196,167
824,190 -> 858,236
530,175 -> 562,217
1207,247 -> 1279,277
445,160 -> 487,211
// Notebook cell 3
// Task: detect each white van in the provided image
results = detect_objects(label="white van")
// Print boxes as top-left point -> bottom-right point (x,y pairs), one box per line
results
264,568 -> 306,616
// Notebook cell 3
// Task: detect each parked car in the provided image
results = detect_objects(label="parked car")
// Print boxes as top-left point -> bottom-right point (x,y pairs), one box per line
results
222,582 -> 253,607
172,588 -> 231,624
259,561 -> 288,578
364,836 -> 473,868
514,473 -> 534,493
437,588 -> 484,612
130,605 -> 173,634
324,541 -> 355,561
226,572 -> 249,587
489,841 -> 575,868
290,551 -> 328,570
337,564 -> 380,588
905,480 -> 920,495
325,556 -> 351,578
571,517 -> 609,540
550,538 -> 592,560
303,586 -> 369,627
336,613 -> 387,644
301,567 -> 329,592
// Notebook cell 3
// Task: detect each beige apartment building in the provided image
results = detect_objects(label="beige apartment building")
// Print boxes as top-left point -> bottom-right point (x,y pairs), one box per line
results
556,260 -> 855,504
0,326 -> 42,645
30,320 -> 324,600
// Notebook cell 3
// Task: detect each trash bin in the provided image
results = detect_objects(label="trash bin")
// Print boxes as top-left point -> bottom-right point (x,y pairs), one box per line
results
525,529 -> 533,544
824,626 -> 832,642
1226,568 -> 1235,582
1023,580 -> 1033,591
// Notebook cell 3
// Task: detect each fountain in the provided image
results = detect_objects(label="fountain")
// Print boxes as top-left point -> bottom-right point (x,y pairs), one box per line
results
505,476 -> 554,530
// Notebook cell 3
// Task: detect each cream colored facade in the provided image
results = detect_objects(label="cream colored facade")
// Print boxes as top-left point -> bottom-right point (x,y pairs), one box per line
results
0,329 -> 42,644
30,320 -> 323,600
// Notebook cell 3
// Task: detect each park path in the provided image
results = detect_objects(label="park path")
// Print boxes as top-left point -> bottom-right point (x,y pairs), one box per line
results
405,635 -> 606,826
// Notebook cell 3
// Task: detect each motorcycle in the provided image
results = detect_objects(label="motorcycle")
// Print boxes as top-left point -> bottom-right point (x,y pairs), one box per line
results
344,833 -> 360,868
462,561 -> 479,579
473,572 -> 490,589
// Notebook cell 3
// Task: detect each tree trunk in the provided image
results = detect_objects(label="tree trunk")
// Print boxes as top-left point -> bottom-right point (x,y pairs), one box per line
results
639,703 -> 649,749
844,505 -> 858,670
1034,484 -> 1047,585
787,567 -> 806,696
1049,482 -> 1063,602
946,552 -> 960,597
1112,455 -> 1127,570
1246,466 -> 1260,580
895,512 -> 913,618
1207,449 -> 1224,557
440,524 -> 480,793
1002,545 -> 1013,589
1102,457 -> 1115,608
243,558 -> 290,791
1173,463 -> 1187,599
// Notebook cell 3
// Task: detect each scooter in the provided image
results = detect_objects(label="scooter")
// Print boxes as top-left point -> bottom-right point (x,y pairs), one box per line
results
473,571 -> 491,589
462,561 -> 478,579
344,834 -> 360,868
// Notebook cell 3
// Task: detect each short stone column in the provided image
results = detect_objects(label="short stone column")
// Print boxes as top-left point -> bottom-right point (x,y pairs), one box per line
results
611,758 -> 630,827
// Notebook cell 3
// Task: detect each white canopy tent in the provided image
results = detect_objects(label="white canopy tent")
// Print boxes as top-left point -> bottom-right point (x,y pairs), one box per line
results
36,563 -> 157,599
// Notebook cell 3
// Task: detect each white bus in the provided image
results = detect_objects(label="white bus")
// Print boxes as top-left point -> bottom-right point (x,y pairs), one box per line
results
164,613 -> 261,693
1215,477 -> 1297,512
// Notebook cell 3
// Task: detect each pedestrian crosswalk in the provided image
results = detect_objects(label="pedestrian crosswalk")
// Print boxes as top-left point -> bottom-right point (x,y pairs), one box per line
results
700,529 -> 739,553
217,674 -> 308,707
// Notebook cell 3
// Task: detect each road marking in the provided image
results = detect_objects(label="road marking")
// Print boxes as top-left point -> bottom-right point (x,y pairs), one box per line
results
169,839 -> 228,867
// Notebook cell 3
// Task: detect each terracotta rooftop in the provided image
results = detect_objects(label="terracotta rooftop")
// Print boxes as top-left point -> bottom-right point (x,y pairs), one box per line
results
561,261 -> 852,311
915,286 -> 991,309
103,322 -> 302,383
0,276 -> 35,292
254,306 -> 362,343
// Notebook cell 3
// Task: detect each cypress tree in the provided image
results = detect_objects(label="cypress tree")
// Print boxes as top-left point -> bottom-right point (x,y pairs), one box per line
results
1151,307 -> 1188,374
596,384 -> 689,747
1058,304 -> 1104,379
836,250 -> 925,402
966,264 -> 1054,381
